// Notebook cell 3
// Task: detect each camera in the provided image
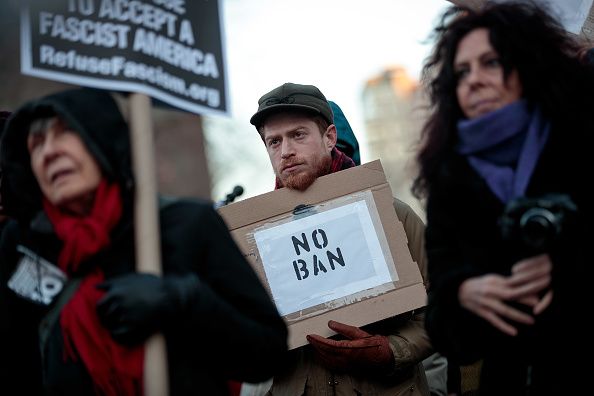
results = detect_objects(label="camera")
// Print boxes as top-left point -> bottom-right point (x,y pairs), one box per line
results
499,193 -> 577,253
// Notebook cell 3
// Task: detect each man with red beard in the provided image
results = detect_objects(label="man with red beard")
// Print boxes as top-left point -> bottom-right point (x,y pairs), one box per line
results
252,84 -> 349,191
249,83 -> 434,396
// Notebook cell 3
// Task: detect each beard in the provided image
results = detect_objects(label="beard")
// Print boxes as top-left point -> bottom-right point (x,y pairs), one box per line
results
278,153 -> 332,191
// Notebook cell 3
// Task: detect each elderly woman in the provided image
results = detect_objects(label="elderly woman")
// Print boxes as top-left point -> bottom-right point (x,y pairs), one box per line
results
0,88 -> 287,395
413,3 -> 592,395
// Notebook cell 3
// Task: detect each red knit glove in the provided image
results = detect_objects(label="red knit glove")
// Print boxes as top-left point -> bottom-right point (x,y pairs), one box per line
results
306,320 -> 394,374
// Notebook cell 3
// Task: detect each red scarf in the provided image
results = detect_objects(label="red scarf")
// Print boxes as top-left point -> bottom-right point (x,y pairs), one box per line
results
43,180 -> 144,395
275,147 -> 356,190
228,380 -> 242,396
329,147 -> 356,174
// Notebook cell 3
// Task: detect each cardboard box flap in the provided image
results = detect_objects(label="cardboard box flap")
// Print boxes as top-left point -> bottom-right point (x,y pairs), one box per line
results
219,160 -> 388,230
288,281 -> 426,349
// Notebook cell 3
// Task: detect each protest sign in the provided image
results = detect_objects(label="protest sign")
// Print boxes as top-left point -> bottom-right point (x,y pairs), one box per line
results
255,199 -> 397,316
218,160 -> 427,349
20,0 -> 228,115
448,0 -> 594,39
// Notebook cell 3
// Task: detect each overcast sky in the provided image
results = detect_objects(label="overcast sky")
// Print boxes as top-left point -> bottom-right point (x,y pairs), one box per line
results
206,0 -> 451,201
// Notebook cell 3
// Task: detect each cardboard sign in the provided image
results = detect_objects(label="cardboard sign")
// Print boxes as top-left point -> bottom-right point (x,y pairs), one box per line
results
255,198 -> 397,316
20,0 -> 228,115
218,160 -> 427,349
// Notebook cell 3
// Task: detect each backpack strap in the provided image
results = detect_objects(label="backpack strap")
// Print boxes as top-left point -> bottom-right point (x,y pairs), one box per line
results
38,278 -> 82,379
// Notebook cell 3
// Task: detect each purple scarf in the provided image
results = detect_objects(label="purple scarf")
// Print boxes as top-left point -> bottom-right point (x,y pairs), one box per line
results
456,100 -> 550,203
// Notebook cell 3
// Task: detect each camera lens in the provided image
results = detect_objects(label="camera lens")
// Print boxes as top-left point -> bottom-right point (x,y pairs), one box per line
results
519,208 -> 559,250
499,193 -> 576,254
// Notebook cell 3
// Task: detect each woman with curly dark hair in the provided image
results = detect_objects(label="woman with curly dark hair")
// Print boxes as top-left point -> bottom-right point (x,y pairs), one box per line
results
413,2 -> 593,395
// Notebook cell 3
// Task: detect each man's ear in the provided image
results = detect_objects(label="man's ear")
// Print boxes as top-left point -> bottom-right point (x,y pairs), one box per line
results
324,125 -> 337,152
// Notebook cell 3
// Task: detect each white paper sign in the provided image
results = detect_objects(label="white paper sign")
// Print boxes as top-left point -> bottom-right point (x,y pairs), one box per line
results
490,0 -> 594,34
254,200 -> 396,316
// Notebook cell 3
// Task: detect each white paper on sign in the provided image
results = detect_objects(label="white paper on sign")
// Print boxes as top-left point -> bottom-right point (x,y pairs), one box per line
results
492,0 -> 594,34
254,200 -> 396,316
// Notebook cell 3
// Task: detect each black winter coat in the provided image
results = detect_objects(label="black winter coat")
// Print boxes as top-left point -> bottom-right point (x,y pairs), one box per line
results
424,118 -> 592,395
0,88 -> 287,395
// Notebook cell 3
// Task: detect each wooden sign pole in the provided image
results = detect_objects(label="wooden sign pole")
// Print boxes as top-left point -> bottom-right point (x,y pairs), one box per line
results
129,92 -> 169,396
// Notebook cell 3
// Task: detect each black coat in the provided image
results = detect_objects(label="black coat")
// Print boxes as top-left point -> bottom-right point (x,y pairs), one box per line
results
424,119 -> 592,395
0,88 -> 287,395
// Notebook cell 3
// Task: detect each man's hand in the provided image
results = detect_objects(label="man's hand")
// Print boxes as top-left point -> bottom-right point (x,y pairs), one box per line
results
96,273 -> 199,345
458,254 -> 553,336
306,320 -> 393,374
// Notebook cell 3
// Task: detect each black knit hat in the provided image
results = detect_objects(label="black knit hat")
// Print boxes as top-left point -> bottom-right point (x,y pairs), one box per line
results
250,83 -> 334,128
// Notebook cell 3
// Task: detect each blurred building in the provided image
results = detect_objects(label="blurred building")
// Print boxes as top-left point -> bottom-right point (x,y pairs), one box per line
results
0,0 -> 211,200
362,66 -> 428,218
